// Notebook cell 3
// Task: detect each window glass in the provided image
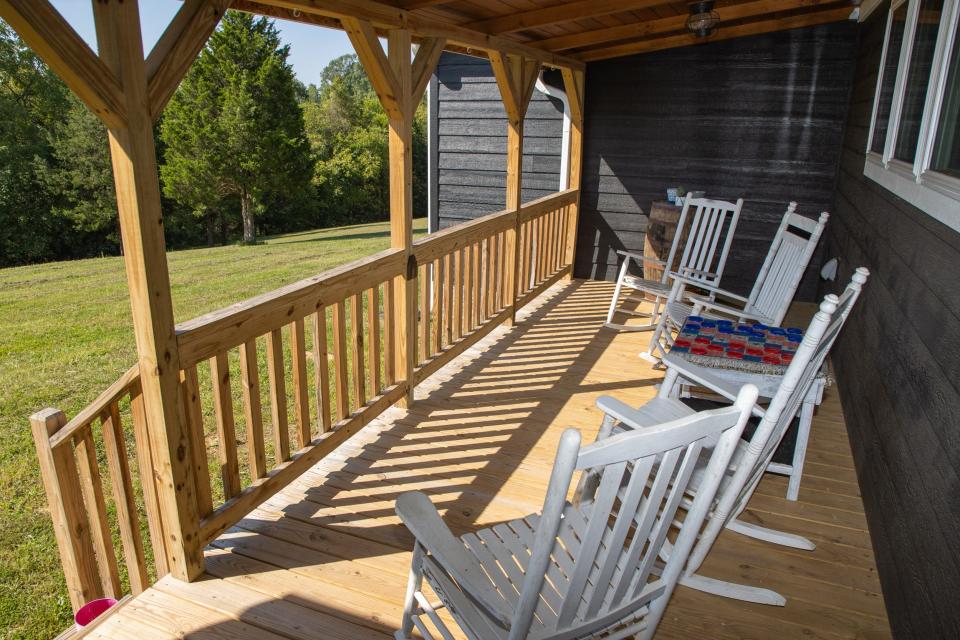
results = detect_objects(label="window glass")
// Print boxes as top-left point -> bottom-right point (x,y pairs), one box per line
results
931,17 -> 960,178
872,3 -> 910,153
894,0 -> 945,163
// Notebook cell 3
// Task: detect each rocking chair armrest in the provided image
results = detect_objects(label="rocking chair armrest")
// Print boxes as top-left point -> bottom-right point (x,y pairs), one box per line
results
687,295 -> 769,323
395,491 -> 513,628
595,396 -> 655,430
676,266 -> 720,281
683,286 -> 749,305
666,272 -> 745,301
661,352 -> 742,403
616,249 -> 666,267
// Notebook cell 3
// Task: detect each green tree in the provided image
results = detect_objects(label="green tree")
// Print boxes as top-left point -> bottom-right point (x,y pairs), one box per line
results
303,54 -> 428,226
39,93 -> 118,255
0,22 -> 69,265
160,11 -> 312,244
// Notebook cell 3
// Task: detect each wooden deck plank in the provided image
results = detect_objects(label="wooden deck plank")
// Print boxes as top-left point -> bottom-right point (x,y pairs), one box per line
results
82,280 -> 890,640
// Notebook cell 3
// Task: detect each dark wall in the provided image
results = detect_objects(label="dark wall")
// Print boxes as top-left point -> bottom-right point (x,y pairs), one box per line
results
433,52 -> 564,229
579,21 -> 858,299
826,5 -> 960,638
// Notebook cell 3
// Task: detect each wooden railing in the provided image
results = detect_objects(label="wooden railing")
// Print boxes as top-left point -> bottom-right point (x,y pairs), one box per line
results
31,366 -> 161,612
30,188 -> 578,612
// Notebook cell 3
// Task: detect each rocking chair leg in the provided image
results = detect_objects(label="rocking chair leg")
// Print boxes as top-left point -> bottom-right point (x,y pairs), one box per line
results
679,572 -> 787,606
396,543 -> 426,639
727,518 -> 817,550
640,318 -> 668,363
605,259 -> 632,325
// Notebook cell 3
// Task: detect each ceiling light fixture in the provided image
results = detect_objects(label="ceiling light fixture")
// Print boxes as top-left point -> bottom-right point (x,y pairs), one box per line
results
686,1 -> 720,37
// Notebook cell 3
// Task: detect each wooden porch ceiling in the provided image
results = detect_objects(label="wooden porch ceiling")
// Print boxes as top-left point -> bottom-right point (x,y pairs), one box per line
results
246,0 -> 859,64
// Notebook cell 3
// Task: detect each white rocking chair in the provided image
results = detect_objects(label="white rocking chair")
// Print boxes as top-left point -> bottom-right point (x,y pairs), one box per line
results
394,386 -> 759,640
605,196 -> 742,332
644,205 -> 829,361
585,268 -> 869,607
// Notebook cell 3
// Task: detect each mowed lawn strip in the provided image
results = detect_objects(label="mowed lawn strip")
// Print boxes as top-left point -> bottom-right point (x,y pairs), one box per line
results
0,218 -> 427,639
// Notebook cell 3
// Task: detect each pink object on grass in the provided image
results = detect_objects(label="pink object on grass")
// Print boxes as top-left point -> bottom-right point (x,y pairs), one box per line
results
75,598 -> 117,627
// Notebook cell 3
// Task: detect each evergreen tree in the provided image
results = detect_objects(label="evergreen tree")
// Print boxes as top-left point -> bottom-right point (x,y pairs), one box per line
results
39,94 -> 118,255
0,22 -> 69,265
160,11 -> 312,244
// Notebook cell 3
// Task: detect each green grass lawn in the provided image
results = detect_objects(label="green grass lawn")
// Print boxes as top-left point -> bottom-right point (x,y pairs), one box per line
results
0,218 -> 427,639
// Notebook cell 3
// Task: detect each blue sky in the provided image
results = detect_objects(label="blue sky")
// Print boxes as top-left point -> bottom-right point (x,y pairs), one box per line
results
49,0 -> 355,86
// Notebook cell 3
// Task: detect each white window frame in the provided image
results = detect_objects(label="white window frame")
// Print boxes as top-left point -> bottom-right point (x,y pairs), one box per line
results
864,0 -> 960,231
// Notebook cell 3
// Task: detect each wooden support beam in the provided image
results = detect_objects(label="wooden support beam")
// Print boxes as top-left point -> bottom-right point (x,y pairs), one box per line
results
412,37 -> 446,105
251,0 -> 584,70
578,5 -> 855,61
146,0 -> 230,121
346,22 -> 439,406
343,17 -> 405,121
93,0 -> 204,581
465,0 -> 672,36
561,68 -> 584,278
388,29 -> 417,406
0,0 -> 126,128
490,52 -> 540,325
533,0 -> 840,52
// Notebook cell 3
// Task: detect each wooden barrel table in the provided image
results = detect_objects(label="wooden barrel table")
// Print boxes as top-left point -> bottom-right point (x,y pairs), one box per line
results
642,201 -> 688,299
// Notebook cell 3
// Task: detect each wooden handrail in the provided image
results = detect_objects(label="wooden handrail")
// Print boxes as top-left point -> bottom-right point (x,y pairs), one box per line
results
518,188 -> 578,222
48,364 -> 141,450
412,189 -> 578,264
176,247 -> 406,367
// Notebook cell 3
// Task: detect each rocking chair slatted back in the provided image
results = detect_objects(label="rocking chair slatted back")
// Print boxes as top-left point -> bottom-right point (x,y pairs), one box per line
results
688,269 -> 870,575
513,387 -> 757,640
739,267 -> 868,508
675,197 -> 743,286
745,208 -> 830,326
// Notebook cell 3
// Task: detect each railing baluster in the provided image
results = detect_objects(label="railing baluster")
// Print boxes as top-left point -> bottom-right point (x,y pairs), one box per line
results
266,329 -> 290,463
311,308 -> 332,433
181,365 -> 212,516
457,250 -> 464,339
30,409 -> 103,611
332,301 -> 349,420
75,426 -> 121,598
419,263 -> 430,362
383,281 -> 396,386
239,340 -> 267,479
367,286 -> 381,396
432,257 -> 444,354
444,252 -> 454,346
350,292 -> 366,409
463,245 -> 473,335
129,385 -> 168,576
101,402 -> 149,594
289,318 -> 312,448
210,353 -> 241,499
472,241 -> 481,328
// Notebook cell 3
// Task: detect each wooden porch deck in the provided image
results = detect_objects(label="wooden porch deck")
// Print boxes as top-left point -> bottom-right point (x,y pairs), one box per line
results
79,279 -> 890,640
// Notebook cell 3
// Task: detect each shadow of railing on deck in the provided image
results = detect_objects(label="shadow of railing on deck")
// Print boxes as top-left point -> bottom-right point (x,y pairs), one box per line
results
192,280 -> 654,635
219,279 -> 651,555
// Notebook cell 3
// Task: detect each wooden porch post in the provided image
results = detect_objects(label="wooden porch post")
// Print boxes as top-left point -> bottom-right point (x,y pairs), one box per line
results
561,68 -> 585,279
91,0 -> 204,580
345,20 -> 444,406
490,53 -> 539,325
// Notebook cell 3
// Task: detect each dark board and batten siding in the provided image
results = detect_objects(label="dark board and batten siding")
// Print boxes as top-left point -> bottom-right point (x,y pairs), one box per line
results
825,4 -> 960,638
579,21 -> 858,297
432,52 -> 564,230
